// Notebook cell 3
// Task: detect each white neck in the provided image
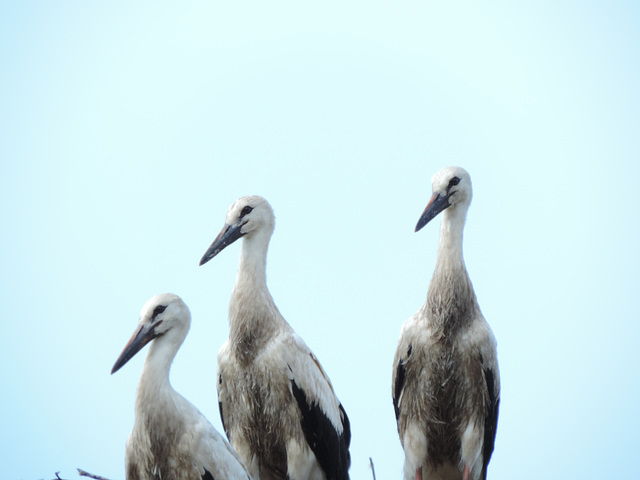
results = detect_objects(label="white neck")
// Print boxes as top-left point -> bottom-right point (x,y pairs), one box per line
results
135,332 -> 183,411
236,230 -> 270,289
425,202 -> 477,332
435,203 -> 467,270
229,229 -> 282,362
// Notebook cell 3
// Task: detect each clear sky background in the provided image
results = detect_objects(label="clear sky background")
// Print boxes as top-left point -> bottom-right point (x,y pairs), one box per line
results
1,2 -> 639,479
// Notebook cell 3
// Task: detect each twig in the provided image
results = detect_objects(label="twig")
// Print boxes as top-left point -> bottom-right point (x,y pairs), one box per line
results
369,457 -> 377,480
77,469 -> 115,480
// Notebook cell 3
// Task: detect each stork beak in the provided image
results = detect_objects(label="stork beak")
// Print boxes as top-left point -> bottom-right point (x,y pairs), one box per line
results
415,192 -> 451,232
199,222 -> 244,266
111,323 -> 159,374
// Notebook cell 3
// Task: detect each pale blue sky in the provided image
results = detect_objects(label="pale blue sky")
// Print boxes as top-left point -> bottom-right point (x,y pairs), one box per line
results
1,2 -> 639,479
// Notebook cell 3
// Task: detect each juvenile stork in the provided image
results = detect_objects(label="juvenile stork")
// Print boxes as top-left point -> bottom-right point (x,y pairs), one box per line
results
392,167 -> 500,480
112,293 -> 252,480
199,195 -> 351,480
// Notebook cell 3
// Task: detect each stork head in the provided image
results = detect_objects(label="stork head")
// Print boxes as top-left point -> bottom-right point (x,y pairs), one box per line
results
111,293 -> 191,374
415,166 -> 472,232
200,195 -> 275,266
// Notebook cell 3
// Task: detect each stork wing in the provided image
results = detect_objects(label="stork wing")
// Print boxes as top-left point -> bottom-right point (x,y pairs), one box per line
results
189,417 -> 252,480
392,343 -> 412,422
217,340 -> 232,441
286,333 -> 351,480
160,391 -> 252,480
480,358 -> 500,479
392,314 -> 421,429
471,320 -> 500,480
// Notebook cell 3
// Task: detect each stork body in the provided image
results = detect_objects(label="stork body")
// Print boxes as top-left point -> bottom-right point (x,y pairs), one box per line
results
392,167 -> 500,480
200,196 -> 351,480
112,293 -> 251,480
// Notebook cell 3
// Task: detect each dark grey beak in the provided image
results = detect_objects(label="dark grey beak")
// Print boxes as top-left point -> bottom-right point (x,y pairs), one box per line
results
199,222 -> 244,266
415,192 -> 451,232
111,323 -> 159,374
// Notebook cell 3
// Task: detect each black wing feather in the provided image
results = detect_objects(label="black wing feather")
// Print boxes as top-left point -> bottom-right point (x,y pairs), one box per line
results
202,468 -> 215,480
393,344 -> 412,421
218,400 -> 229,440
218,374 -> 230,441
291,379 -> 351,480
481,367 -> 499,480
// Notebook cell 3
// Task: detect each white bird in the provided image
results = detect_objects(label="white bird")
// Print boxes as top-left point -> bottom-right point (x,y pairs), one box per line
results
199,195 -> 351,480
392,167 -> 500,480
112,293 -> 252,480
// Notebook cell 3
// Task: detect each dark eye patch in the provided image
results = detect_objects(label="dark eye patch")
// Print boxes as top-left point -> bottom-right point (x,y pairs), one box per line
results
240,206 -> 253,217
448,177 -> 461,189
152,305 -> 167,319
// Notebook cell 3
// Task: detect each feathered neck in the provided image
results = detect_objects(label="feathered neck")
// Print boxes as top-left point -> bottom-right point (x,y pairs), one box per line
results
425,203 -> 478,337
134,334 -> 183,417
229,231 -> 282,364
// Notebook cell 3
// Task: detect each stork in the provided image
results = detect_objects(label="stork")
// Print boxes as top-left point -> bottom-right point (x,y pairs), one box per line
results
199,195 -> 351,480
392,167 -> 500,480
112,293 -> 252,480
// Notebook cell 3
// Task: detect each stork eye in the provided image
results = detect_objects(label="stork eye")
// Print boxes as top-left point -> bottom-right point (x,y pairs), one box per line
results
240,206 -> 253,217
152,305 -> 167,319
448,177 -> 461,188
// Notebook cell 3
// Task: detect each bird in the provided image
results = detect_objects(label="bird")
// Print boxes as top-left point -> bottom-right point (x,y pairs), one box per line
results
111,293 -> 252,480
199,195 -> 351,480
392,167 -> 500,480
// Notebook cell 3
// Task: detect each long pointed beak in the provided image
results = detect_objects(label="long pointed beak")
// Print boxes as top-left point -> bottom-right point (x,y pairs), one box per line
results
111,323 -> 158,374
415,192 -> 451,232
199,222 -> 244,266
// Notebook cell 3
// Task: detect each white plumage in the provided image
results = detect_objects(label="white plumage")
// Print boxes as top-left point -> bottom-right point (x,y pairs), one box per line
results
112,293 -> 252,480
200,195 -> 351,480
392,167 -> 500,480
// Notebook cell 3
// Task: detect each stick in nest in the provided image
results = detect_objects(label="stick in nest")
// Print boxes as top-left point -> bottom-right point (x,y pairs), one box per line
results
77,468 -> 115,480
